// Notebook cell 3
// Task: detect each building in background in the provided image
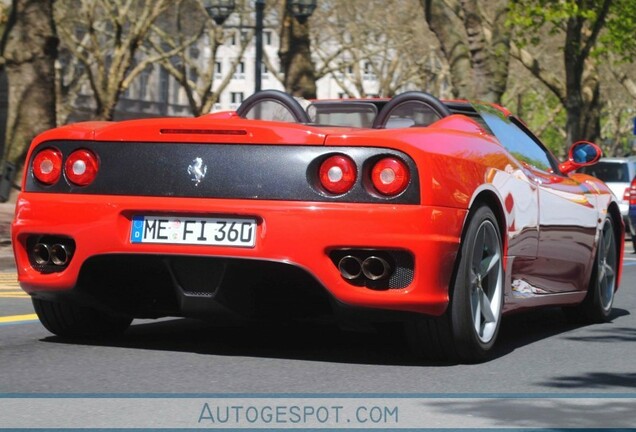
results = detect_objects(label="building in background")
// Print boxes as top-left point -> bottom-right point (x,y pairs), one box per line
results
68,22 -> 448,121
68,24 -> 392,123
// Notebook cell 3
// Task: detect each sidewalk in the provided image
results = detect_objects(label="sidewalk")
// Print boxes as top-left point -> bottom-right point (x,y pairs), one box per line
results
0,200 -> 15,272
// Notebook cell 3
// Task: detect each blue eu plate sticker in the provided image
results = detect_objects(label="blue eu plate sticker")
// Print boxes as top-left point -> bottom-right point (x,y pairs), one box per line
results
131,216 -> 144,243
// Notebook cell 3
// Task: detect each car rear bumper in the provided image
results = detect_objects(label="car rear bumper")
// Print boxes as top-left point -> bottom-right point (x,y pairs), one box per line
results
12,193 -> 466,316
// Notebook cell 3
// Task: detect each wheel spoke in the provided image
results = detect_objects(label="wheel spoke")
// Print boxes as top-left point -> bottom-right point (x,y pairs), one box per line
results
604,263 -> 615,279
473,296 -> 482,335
598,263 -> 606,284
469,269 -> 480,287
479,287 -> 496,323
472,228 -> 486,269
603,228 -> 612,256
480,251 -> 501,278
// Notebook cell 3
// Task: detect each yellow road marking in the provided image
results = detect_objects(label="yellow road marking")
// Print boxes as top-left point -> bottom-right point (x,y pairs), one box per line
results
0,313 -> 37,323
0,272 -> 26,298
0,272 -> 20,292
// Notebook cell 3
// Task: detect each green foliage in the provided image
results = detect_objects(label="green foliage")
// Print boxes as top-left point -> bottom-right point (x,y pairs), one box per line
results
510,151 -> 552,171
538,108 -> 567,156
599,0 -> 636,61
509,0 -> 603,46
503,89 -> 567,156
599,107 -> 636,156
510,0 -> 599,28
509,0 -> 636,59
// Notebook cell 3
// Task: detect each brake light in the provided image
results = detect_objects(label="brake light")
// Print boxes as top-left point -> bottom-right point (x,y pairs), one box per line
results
319,155 -> 357,194
32,148 -> 63,185
630,177 -> 636,206
371,157 -> 410,196
65,149 -> 99,186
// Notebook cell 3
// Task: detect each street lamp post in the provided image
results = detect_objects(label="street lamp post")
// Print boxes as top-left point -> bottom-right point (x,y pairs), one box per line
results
286,0 -> 317,24
203,0 -> 235,26
254,0 -> 264,92
203,0 -> 317,94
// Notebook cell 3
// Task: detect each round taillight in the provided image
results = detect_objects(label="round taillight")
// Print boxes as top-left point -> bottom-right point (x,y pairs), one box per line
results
65,149 -> 99,186
33,148 -> 63,185
371,157 -> 410,196
318,155 -> 357,194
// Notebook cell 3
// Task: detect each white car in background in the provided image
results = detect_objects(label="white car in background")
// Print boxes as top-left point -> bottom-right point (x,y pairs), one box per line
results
579,156 -> 636,247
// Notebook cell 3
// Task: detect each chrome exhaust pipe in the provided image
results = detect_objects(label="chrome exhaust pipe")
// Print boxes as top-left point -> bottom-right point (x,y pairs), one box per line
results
362,256 -> 391,281
50,244 -> 69,266
32,243 -> 51,265
338,255 -> 363,280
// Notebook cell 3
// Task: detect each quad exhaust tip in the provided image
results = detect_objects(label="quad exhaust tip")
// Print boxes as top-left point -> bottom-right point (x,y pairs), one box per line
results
337,254 -> 392,281
362,256 -> 391,281
50,244 -> 69,266
31,242 -> 72,267
33,243 -> 51,266
338,255 -> 363,280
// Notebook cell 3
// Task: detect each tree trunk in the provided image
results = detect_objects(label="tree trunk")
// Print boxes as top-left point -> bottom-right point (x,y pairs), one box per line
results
580,66 -> 601,143
422,0 -> 510,103
1,0 -> 57,170
460,0 -> 492,99
489,1 -> 511,103
278,8 -> 316,99
563,14 -> 584,144
509,0 -> 612,149
421,0 -> 474,99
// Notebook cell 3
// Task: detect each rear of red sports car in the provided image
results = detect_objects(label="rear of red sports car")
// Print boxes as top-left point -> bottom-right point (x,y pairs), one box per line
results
12,90 -> 619,362
12,110 -> 475,325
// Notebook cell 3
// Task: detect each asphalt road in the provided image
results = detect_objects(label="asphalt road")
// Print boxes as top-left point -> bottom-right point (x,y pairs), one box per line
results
1,252 -> 635,395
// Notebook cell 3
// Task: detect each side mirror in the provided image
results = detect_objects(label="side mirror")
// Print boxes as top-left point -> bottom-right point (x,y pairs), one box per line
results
558,141 -> 602,174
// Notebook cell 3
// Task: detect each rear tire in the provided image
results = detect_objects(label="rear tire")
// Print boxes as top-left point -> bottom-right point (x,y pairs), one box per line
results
406,205 -> 504,363
564,217 -> 617,323
32,298 -> 132,337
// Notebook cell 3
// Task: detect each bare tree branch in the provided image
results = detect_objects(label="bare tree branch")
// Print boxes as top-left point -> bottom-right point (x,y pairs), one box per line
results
147,0 -> 254,115
510,42 -> 566,105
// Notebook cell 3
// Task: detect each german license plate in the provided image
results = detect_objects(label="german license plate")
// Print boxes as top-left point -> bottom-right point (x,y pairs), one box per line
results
130,215 -> 256,247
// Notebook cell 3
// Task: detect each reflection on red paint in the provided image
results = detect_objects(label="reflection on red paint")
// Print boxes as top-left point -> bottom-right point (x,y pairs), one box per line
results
505,193 -> 514,213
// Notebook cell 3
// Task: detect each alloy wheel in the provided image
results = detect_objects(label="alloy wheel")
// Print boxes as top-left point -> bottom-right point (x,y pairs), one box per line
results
468,220 -> 503,344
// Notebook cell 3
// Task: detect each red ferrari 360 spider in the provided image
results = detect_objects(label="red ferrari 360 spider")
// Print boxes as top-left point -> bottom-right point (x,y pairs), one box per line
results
12,90 -> 623,362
